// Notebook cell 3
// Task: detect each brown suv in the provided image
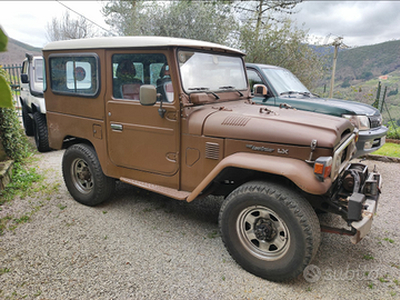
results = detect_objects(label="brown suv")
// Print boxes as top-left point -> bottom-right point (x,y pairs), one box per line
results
42,36 -> 381,281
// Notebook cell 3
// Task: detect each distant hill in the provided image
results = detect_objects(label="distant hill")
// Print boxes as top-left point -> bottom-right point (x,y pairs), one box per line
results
0,38 -> 42,66
324,39 -> 400,82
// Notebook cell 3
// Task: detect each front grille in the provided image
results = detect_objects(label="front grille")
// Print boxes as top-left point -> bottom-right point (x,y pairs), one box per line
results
369,115 -> 382,128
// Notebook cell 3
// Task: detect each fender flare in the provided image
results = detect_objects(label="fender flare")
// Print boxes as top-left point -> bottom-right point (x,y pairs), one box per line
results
186,152 -> 331,202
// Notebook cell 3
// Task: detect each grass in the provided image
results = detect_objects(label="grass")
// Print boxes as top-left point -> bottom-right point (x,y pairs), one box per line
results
371,142 -> 400,158
0,158 -> 61,236
0,162 -> 44,205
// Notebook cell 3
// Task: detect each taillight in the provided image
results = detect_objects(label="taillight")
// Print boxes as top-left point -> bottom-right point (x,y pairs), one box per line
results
314,157 -> 332,181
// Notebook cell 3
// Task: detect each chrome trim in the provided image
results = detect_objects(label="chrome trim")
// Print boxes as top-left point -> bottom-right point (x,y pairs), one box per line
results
331,133 -> 356,181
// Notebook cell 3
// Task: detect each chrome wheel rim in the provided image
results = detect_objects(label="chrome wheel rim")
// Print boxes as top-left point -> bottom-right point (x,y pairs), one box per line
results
237,205 -> 290,260
70,158 -> 93,194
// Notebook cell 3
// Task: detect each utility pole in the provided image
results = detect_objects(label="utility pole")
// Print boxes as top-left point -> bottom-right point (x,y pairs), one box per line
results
329,37 -> 343,99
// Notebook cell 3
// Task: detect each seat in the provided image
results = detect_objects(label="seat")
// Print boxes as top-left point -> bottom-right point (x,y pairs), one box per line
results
113,60 -> 143,100
157,63 -> 174,102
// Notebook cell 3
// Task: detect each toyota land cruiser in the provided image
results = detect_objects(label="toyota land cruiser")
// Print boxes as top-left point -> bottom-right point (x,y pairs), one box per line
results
42,36 -> 382,281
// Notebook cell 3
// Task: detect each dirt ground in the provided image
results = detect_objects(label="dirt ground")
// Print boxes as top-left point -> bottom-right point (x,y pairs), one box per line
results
0,147 -> 399,299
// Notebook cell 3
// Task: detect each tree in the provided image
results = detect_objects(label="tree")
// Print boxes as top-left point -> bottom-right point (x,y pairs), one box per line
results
102,0 -> 324,89
102,0 -> 236,44
46,11 -> 95,42
233,0 -> 302,33
239,18 -> 326,90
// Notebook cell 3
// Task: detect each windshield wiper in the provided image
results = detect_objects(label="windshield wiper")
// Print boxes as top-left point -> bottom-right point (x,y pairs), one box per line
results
219,85 -> 244,97
280,91 -> 311,97
188,87 -> 220,100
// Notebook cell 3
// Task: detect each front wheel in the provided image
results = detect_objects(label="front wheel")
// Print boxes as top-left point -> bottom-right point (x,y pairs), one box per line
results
62,144 -> 115,206
219,181 -> 321,282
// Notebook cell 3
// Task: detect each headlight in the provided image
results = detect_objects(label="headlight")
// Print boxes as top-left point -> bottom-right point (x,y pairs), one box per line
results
342,115 -> 370,130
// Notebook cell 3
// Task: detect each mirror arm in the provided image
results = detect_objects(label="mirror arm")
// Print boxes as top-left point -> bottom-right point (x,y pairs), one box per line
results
157,93 -> 166,118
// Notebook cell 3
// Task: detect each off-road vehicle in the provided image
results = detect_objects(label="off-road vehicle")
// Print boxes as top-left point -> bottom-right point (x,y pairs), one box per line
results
246,63 -> 388,157
42,37 -> 382,281
20,54 -> 51,152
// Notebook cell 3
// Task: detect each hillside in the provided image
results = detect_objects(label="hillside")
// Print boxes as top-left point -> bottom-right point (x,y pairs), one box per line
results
0,38 -> 41,66
315,42 -> 400,129
333,40 -> 400,82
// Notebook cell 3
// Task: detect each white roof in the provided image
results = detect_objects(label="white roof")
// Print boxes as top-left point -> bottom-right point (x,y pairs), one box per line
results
42,36 -> 244,55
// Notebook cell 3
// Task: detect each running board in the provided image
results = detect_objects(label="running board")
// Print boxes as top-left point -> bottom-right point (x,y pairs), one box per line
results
120,177 -> 190,201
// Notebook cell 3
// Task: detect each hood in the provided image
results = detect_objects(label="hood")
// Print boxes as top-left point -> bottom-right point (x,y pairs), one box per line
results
275,95 -> 380,117
187,101 -> 354,149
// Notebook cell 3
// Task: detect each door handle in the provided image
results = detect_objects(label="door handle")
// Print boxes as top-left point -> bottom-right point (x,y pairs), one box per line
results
111,123 -> 123,131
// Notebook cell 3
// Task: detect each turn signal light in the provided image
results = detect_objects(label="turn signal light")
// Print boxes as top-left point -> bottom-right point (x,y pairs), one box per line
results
314,157 -> 332,181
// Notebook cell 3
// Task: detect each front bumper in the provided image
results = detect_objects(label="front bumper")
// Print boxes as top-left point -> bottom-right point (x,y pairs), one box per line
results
354,126 -> 388,157
347,167 -> 382,244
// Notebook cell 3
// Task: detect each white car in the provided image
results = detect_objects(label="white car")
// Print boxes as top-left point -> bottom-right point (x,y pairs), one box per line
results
20,54 -> 50,152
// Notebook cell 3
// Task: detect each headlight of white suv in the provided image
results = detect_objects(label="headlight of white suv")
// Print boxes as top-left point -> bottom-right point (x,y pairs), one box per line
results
342,115 -> 370,130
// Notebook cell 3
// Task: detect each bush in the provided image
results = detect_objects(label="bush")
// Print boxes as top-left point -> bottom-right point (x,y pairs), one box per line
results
0,107 -> 32,162
387,88 -> 398,97
386,124 -> 400,140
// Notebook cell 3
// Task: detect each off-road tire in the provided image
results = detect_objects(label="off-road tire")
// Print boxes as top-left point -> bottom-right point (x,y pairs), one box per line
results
219,181 -> 321,282
62,143 -> 115,206
21,103 -> 34,136
33,112 -> 50,152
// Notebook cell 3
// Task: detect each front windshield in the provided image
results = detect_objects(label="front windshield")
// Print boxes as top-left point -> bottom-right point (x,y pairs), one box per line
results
179,50 -> 247,93
262,68 -> 310,95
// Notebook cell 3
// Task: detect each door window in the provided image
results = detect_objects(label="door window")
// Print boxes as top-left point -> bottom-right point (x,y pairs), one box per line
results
247,69 -> 264,93
112,53 -> 174,102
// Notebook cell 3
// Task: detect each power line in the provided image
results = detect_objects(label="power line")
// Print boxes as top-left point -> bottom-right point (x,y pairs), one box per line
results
55,0 -> 117,36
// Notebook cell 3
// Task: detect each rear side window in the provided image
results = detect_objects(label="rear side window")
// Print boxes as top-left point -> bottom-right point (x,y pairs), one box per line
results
49,54 -> 99,96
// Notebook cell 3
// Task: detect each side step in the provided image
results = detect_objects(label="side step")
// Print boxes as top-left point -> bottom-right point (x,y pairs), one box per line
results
120,177 -> 190,201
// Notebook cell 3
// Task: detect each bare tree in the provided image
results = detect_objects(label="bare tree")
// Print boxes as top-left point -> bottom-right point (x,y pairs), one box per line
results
46,11 -> 95,42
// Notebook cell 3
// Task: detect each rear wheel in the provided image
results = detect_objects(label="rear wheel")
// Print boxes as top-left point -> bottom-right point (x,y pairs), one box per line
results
33,112 -> 50,152
21,104 -> 34,136
219,181 -> 321,282
62,143 -> 115,206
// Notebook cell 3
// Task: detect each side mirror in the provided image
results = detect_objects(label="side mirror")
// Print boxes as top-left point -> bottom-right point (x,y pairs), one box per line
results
253,84 -> 268,96
139,85 -> 157,106
21,74 -> 29,84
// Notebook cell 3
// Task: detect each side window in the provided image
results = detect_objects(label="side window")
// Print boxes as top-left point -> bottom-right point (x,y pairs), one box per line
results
247,69 -> 264,93
112,53 -> 174,102
31,59 -> 44,94
21,61 -> 28,75
49,55 -> 99,96
34,59 -> 43,82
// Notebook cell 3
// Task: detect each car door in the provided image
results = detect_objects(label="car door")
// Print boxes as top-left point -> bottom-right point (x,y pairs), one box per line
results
246,67 -> 276,105
105,50 -> 180,176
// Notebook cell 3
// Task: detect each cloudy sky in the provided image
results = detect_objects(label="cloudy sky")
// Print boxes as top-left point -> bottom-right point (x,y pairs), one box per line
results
1,1 -> 399,49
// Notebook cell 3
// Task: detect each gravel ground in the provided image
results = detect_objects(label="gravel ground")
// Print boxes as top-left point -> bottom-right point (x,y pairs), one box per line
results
0,148 -> 399,300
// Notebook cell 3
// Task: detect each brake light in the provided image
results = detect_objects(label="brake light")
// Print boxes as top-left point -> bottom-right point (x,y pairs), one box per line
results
314,157 -> 332,181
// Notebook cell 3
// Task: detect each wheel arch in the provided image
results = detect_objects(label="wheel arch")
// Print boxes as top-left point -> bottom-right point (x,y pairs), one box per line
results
186,152 -> 332,202
61,136 -> 95,150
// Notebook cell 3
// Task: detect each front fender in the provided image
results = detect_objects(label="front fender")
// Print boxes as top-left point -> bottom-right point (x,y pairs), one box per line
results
186,152 -> 331,202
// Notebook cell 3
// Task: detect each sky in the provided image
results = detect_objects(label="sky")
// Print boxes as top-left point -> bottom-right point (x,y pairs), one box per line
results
1,1 -> 400,49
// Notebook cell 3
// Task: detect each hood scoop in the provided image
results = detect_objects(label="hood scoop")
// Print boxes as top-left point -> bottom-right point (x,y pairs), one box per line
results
221,116 -> 251,127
